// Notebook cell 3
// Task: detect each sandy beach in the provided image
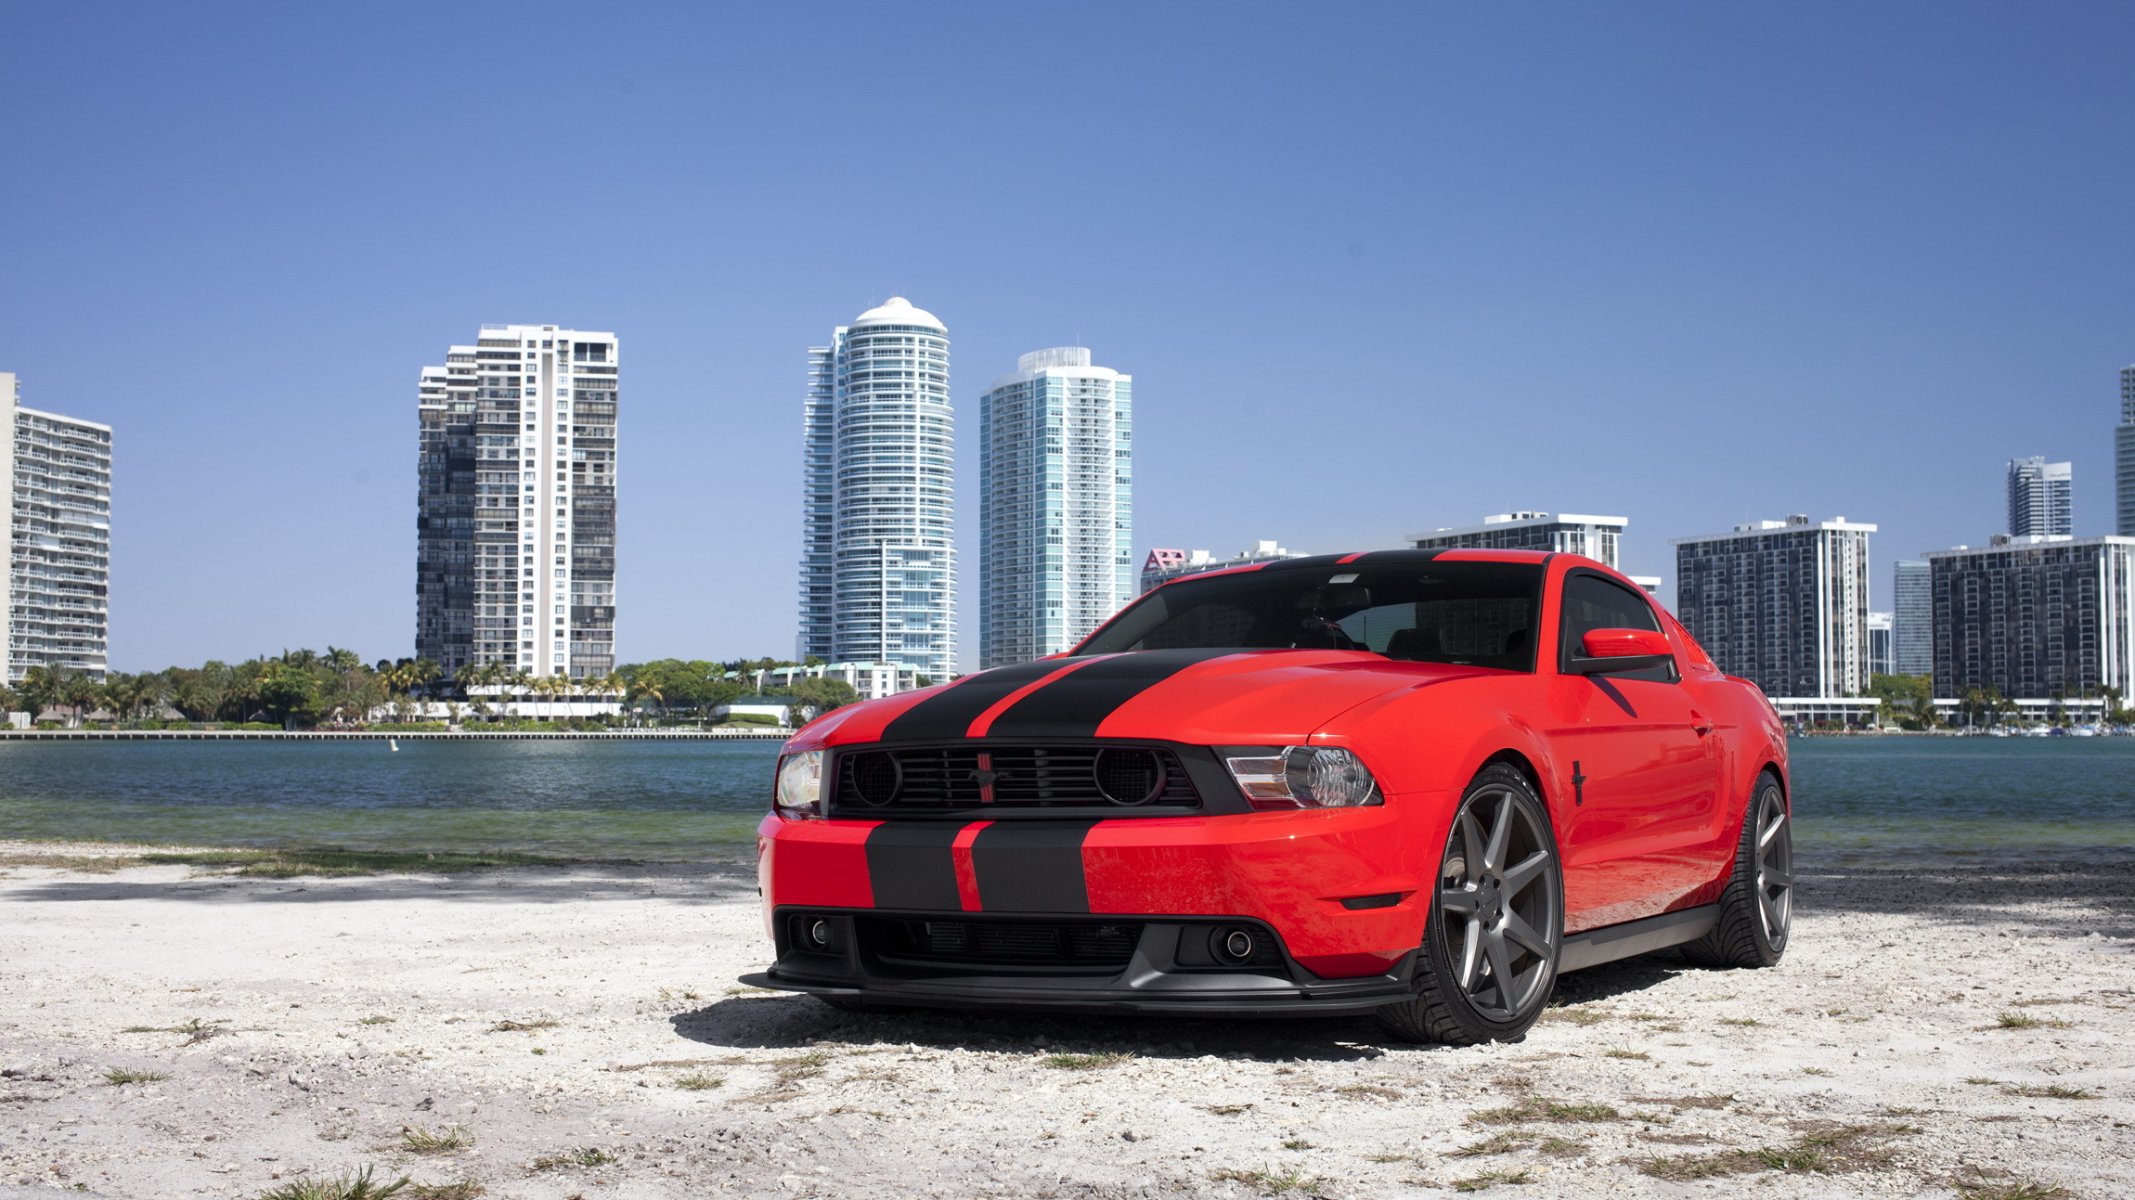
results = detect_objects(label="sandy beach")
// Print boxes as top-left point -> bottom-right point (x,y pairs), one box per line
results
2,840 -> 2130,1199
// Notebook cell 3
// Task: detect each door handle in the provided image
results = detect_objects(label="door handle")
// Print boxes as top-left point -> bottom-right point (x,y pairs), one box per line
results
1690,711 -> 1713,736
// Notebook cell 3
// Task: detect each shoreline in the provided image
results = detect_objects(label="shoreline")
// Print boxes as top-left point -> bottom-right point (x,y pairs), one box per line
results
2,842 -> 2129,1198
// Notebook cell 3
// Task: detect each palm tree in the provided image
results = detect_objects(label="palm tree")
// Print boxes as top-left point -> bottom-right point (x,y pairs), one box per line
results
17,665 -> 61,723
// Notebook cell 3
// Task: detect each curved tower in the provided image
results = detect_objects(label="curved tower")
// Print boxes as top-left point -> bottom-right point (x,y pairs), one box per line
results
800,298 -> 955,682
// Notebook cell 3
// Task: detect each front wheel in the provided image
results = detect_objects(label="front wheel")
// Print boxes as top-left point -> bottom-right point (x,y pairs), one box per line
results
1681,773 -> 1792,968
1376,763 -> 1563,1045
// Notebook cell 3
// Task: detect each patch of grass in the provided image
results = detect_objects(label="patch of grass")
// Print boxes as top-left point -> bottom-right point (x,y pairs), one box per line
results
1964,1076 -> 2002,1086
137,848 -> 582,878
1543,1007 -> 1607,1027
672,1073 -> 724,1091
1955,1178 -> 2074,1200
1452,1168 -> 1534,1192
404,1184 -> 483,1200
103,1067 -> 168,1086
1470,1097 -> 1620,1125
531,1147 -> 615,1170
357,1015 -> 395,1026
1802,1067 -> 1832,1077
1041,1051 -> 1133,1070
399,1125 -> 471,1155
777,1049 -> 830,1082
1630,1093 -> 1733,1111
1206,1103 -> 1251,1116
1990,1012 -> 2071,1030
1449,1132 -> 1528,1158
1281,1138 -> 1313,1150
1718,1017 -> 1762,1027
723,984 -> 776,996
120,1016 -> 228,1044
1207,1165 -> 1317,1194
1363,1153 -> 1408,1163
252,1167 -> 410,1200
1603,1048 -> 1650,1061
2004,1084 -> 2099,1099
1335,1084 -> 1402,1100
1536,1136 -> 1583,1157
486,1018 -> 558,1033
1637,1122 -> 1915,1181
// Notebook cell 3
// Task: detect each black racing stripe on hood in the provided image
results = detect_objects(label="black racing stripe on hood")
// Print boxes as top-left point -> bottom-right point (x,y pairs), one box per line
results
863,822 -> 964,910
981,648 -> 1239,739
877,658 -> 1089,742
970,821 -> 1097,913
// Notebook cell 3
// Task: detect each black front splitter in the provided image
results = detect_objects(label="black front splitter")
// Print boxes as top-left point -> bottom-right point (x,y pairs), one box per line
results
736,966 -> 1417,1017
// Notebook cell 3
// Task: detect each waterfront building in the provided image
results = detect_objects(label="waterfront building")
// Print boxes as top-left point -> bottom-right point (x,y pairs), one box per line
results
1408,510 -> 1660,594
1924,534 -> 2135,699
2006,456 -> 2073,539
1672,515 -> 1876,698
1140,541 -> 1305,594
979,347 -> 1133,669
1867,611 -> 1894,678
1892,559 -> 1933,675
2,372 -> 112,685
2119,366 -> 2135,536
798,298 -> 955,683
416,324 -> 618,682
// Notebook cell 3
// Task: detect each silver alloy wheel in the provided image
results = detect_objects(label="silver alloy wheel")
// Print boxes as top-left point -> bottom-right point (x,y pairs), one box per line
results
1753,786 -> 1793,948
1437,784 -> 1560,1023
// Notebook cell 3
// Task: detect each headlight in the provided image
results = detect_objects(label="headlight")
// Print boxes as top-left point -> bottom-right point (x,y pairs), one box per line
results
1223,746 -> 1381,810
775,751 -> 824,818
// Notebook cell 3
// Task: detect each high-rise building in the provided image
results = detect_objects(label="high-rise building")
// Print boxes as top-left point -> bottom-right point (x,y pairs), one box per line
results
2118,367 -> 2135,537
979,347 -> 1132,669
1892,559 -> 1933,676
1925,535 -> 2135,699
417,324 -> 618,682
1866,611 -> 1894,678
798,298 -> 956,682
1408,510 -> 1662,594
1673,515 -> 1876,697
2006,456 -> 2073,539
3,372 -> 112,685
1141,541 -> 1304,593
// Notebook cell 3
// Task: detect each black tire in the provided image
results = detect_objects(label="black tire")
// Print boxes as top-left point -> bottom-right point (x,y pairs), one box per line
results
1682,773 -> 1791,969
1375,763 -> 1564,1045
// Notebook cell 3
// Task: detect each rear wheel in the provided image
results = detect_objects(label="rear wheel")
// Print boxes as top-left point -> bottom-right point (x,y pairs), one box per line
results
1682,773 -> 1791,968
1376,763 -> 1563,1045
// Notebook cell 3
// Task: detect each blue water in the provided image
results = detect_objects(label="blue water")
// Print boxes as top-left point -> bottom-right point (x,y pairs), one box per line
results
0,736 -> 2129,858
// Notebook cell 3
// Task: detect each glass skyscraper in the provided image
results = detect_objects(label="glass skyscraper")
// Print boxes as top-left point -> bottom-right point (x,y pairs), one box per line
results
799,298 -> 956,683
979,347 -> 1133,669
2118,366 -> 2135,537
1892,559 -> 1932,676
2006,456 -> 2072,539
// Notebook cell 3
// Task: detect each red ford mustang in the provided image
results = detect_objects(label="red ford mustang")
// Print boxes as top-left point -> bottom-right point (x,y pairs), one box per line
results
744,550 -> 1793,1044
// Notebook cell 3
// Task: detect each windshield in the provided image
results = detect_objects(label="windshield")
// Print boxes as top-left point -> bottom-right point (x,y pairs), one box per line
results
1078,561 -> 1544,671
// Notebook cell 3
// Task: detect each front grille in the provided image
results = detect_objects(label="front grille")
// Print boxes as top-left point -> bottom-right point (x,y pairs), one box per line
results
859,917 -> 1143,968
833,744 -> 1199,813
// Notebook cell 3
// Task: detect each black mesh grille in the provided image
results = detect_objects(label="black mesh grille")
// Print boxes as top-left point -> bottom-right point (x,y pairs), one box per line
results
859,917 -> 1143,968
833,745 -> 1198,813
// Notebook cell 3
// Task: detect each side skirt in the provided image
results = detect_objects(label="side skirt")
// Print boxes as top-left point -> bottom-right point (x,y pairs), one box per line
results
1558,905 -> 1719,973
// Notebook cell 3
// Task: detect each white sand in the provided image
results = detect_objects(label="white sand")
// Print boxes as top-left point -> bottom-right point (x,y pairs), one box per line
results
1,841 -> 2130,1199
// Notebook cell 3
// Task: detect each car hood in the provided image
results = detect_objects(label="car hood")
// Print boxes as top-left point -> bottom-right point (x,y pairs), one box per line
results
786,649 -> 1503,751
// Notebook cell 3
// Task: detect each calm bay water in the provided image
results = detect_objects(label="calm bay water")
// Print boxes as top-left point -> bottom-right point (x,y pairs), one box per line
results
0,736 -> 2129,859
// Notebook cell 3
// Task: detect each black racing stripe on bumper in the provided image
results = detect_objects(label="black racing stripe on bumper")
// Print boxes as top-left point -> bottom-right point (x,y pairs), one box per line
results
970,820 -> 1098,913
876,658 -> 1083,742
863,823 -> 964,911
982,649 -> 1235,739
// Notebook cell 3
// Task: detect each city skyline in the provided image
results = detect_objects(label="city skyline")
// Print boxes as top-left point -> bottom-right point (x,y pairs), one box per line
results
5,6 -> 2134,672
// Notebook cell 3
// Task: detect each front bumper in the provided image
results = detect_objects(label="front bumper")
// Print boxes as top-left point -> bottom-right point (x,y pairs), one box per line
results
746,909 -> 1421,1015
752,794 -> 1452,1008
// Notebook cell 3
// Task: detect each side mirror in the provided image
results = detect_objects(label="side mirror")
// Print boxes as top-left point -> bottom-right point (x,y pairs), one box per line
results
1566,628 -> 1676,677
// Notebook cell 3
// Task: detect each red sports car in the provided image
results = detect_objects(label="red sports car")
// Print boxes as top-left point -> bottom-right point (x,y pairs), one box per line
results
744,550 -> 1793,1044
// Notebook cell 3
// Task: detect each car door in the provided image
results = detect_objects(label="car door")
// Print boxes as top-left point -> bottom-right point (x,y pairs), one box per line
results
1547,570 -> 1720,930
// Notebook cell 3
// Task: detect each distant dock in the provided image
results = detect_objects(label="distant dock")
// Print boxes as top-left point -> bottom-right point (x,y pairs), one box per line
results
0,728 -> 787,742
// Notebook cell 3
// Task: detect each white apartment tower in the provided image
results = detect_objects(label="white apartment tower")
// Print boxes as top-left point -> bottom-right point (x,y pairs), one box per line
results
2006,455 -> 2073,539
799,298 -> 956,682
1673,515 -> 1876,698
3,372 -> 113,684
417,325 -> 618,681
979,347 -> 1133,668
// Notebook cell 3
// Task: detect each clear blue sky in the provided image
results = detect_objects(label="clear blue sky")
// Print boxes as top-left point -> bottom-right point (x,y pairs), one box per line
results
4,3 -> 2132,672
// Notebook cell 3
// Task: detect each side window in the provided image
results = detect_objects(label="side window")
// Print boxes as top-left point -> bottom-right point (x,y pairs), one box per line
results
1560,573 -> 1674,682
